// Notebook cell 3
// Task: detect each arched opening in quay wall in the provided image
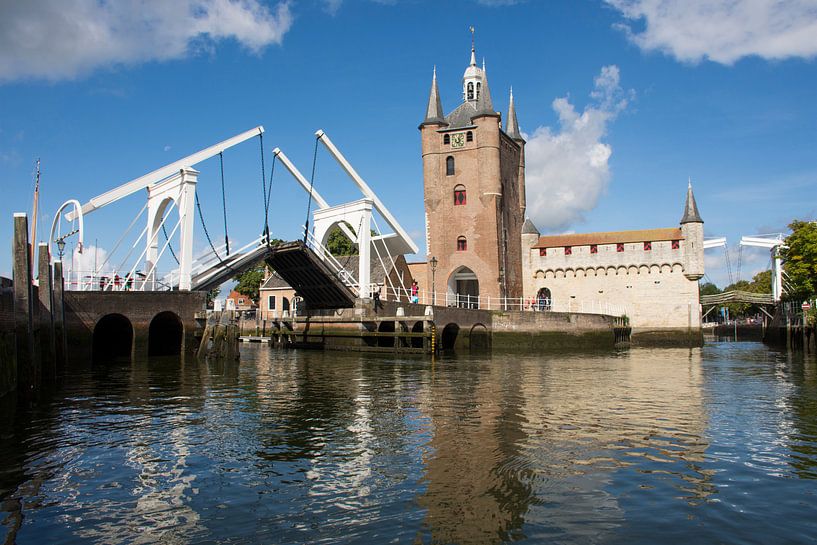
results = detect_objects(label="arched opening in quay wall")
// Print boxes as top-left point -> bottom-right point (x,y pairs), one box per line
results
377,320 -> 395,348
411,321 -> 424,348
148,311 -> 184,357
93,314 -> 133,364
469,323 -> 490,351
441,323 -> 460,350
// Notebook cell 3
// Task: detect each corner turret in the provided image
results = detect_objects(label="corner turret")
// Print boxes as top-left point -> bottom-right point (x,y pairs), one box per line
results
681,181 -> 704,280
421,67 -> 447,127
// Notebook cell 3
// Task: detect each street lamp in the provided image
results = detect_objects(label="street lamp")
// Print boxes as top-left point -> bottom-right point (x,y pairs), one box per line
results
57,238 -> 66,260
430,256 -> 438,306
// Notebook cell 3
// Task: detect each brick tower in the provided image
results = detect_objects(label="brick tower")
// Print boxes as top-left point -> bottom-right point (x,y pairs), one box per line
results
419,45 -> 526,306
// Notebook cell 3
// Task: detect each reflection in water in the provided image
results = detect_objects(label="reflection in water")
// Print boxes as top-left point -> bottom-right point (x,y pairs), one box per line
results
0,344 -> 816,544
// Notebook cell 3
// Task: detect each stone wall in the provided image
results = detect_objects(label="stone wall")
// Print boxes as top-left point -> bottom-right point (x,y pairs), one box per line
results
301,299 -> 620,352
64,291 -> 206,365
0,280 -> 15,398
523,238 -> 702,335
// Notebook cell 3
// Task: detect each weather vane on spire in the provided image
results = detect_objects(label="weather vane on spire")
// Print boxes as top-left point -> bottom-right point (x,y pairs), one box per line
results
470,26 -> 475,50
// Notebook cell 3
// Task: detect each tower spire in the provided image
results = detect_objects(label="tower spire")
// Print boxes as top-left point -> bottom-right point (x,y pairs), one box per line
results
681,179 -> 703,224
470,25 -> 476,66
421,66 -> 446,126
506,87 -> 522,140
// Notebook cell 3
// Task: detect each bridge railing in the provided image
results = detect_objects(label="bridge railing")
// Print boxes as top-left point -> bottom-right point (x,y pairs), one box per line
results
64,270 -> 178,292
377,286 -> 628,317
303,230 -> 361,292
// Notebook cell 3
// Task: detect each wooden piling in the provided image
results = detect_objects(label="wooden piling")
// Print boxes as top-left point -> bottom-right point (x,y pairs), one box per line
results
37,243 -> 56,380
53,261 -> 67,369
13,213 -> 37,394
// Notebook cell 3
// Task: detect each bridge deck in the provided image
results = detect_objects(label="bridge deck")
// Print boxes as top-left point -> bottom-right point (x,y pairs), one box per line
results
264,241 -> 356,309
700,290 -> 775,306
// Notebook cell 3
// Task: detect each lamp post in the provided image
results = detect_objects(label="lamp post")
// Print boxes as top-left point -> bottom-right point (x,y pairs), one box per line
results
430,256 -> 438,306
57,238 -> 66,260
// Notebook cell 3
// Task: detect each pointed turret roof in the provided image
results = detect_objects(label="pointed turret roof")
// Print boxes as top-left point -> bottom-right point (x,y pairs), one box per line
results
421,66 -> 447,126
505,87 -> 522,140
681,180 -> 703,224
522,217 -> 540,235
474,60 -> 494,116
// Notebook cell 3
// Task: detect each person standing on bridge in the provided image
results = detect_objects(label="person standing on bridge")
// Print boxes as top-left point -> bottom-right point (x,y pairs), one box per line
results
411,281 -> 419,304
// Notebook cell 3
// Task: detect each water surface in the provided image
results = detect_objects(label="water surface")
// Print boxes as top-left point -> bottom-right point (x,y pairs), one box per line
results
1,343 -> 816,544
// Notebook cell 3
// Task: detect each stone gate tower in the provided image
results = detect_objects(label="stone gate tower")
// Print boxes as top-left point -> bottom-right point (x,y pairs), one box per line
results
419,44 -> 526,305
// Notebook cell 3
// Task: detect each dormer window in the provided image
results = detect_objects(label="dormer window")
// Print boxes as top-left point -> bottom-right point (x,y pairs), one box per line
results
443,134 -> 450,145
467,82 -> 474,101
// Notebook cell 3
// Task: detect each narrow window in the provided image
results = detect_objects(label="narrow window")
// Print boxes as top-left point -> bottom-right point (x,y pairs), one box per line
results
467,82 -> 474,100
446,156 -> 455,176
564,246 -> 572,256
672,240 -> 680,250
476,81 -> 481,100
643,241 -> 652,251
590,244 -> 598,254
453,184 -> 466,205
282,297 -> 290,312
268,295 -> 275,310
539,248 -> 546,257
457,236 -> 467,251
616,243 -> 624,253
443,134 -> 450,145
466,131 -> 473,142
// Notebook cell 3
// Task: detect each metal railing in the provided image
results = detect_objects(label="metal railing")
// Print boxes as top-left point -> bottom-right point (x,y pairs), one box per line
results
374,285 -> 628,317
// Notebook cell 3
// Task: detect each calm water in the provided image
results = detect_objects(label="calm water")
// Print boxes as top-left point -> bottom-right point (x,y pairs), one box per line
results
1,343 -> 816,544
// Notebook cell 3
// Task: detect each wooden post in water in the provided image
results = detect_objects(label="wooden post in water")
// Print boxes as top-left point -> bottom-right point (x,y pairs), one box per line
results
53,261 -> 67,369
37,243 -> 56,380
13,213 -> 36,394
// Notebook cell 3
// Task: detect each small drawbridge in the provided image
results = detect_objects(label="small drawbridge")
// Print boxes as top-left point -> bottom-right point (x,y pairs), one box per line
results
191,238 -> 357,309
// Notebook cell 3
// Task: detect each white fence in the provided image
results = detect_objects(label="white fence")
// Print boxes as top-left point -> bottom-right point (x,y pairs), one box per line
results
374,286 -> 628,317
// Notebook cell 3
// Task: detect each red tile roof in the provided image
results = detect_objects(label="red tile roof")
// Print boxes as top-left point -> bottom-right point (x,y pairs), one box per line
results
533,228 -> 683,249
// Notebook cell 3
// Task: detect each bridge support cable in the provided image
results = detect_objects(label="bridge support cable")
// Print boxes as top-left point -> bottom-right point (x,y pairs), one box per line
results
303,135 -> 321,244
141,216 -> 183,289
736,244 -> 743,283
263,152 -> 277,245
119,198 -> 179,291
92,201 -> 148,280
371,215 -> 410,300
219,152 -> 230,256
161,223 -> 180,264
194,191 -> 239,279
724,244 -> 734,286
259,133 -> 271,243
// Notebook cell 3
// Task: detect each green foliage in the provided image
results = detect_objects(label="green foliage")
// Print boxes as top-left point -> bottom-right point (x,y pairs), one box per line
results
781,219 -> 817,300
700,282 -> 720,296
233,264 -> 267,303
721,270 -> 773,318
326,224 -> 356,257
207,287 -> 220,308
229,239 -> 284,303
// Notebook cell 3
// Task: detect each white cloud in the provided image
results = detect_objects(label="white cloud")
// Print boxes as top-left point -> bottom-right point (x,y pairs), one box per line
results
0,0 -> 293,82
63,245 -> 112,288
605,0 -> 817,64
524,65 -> 632,232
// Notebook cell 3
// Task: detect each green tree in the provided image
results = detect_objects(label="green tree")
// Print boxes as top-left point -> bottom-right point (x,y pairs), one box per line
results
233,264 -> 267,303
230,239 -> 284,303
781,219 -> 817,300
326,223 -> 356,256
206,287 -> 221,308
700,282 -> 721,297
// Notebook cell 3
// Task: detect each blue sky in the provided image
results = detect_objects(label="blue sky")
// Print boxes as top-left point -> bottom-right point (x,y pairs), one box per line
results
1,0 -> 816,289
